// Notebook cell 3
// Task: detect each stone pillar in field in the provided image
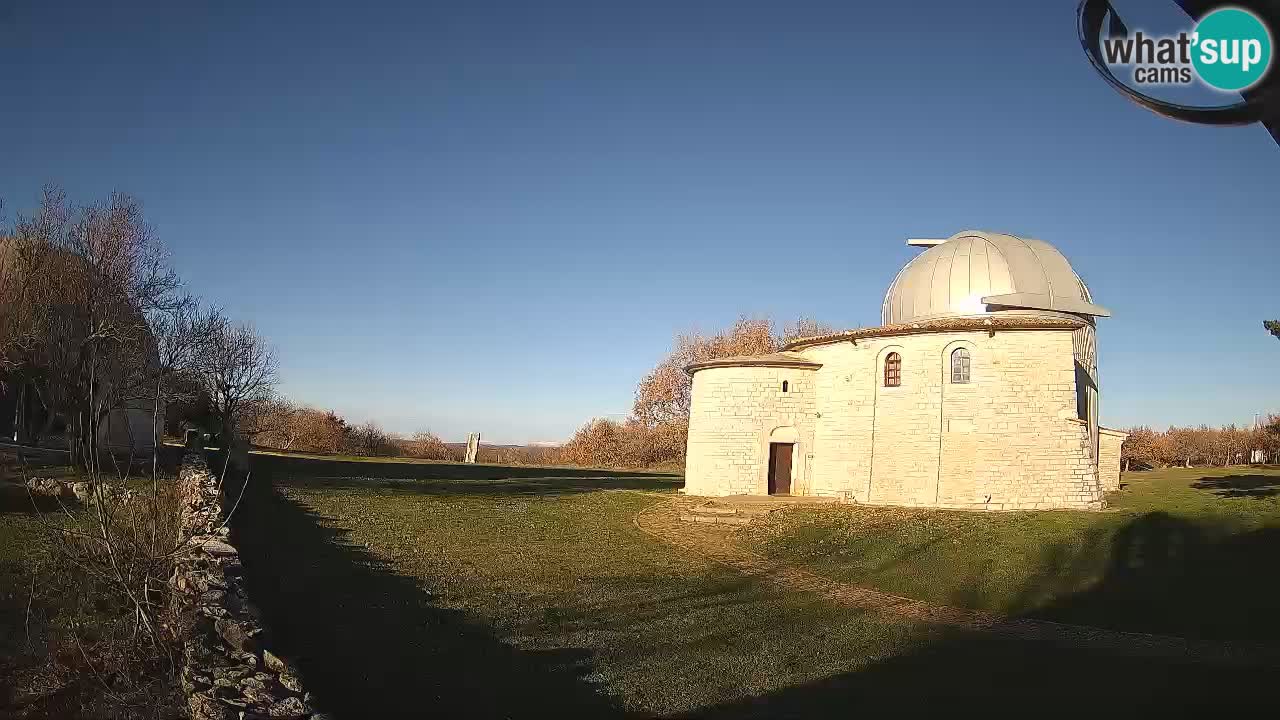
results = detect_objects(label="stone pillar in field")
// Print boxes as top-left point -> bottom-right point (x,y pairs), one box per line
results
464,432 -> 480,464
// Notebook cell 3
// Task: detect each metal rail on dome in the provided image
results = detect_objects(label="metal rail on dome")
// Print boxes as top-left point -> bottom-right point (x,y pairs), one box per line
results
981,292 -> 1112,318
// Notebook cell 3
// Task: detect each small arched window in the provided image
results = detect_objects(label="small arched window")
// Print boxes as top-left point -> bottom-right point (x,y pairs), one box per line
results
951,348 -> 971,384
781,380 -> 789,393
884,352 -> 901,387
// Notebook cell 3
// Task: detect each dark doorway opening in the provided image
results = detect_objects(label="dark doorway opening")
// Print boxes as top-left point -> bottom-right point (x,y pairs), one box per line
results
767,443 -> 793,495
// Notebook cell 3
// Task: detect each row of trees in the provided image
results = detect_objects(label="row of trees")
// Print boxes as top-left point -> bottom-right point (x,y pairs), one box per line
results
1121,419 -> 1280,470
245,399 -> 450,458
0,186 -> 277,469
1119,322 -> 1279,469
246,399 -> 571,464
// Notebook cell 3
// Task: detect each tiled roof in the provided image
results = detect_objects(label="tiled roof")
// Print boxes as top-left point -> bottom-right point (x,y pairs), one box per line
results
685,352 -> 822,375
782,315 -> 1085,351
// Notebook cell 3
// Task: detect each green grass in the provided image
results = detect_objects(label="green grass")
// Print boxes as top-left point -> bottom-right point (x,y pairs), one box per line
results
741,466 -> 1280,644
233,467 -> 927,716
230,456 -> 1280,717
245,445 -> 679,473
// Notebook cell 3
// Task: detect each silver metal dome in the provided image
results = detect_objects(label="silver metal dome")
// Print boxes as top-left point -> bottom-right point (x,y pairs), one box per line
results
881,231 -> 1110,326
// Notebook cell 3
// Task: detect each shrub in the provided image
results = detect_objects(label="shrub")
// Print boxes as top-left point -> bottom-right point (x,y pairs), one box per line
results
395,431 -> 458,461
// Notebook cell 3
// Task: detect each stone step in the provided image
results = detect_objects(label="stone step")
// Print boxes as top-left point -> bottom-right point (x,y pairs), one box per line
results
690,503 -> 739,515
678,513 -> 751,525
733,506 -> 777,517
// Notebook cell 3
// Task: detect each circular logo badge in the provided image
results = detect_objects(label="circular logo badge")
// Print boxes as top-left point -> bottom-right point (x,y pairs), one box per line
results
1191,7 -> 1273,91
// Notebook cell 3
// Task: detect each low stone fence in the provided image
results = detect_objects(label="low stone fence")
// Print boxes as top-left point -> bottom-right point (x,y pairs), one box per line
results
172,451 -> 326,720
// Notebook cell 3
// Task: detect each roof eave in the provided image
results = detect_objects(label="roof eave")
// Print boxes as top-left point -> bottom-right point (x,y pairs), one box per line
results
782,315 -> 1087,352
685,356 -> 823,376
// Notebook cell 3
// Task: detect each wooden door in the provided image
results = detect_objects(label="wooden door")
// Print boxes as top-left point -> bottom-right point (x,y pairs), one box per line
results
768,443 -> 793,495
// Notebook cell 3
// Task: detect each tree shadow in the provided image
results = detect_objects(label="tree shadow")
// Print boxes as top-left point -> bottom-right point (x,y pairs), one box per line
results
676,626 -> 1274,717
680,510 -> 1280,717
1190,474 -> 1280,498
231,463 -> 633,719
1031,513 -> 1280,645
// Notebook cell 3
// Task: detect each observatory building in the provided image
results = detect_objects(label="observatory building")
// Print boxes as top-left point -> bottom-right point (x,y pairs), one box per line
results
683,231 -> 1126,510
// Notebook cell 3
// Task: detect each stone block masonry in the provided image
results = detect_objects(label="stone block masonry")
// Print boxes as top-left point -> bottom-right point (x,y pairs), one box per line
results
1098,427 -> 1128,492
685,365 -> 817,496
172,452 -> 329,720
805,329 -> 1103,510
686,328 -> 1108,510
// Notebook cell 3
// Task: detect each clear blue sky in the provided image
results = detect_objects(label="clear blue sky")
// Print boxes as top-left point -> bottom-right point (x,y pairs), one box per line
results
3,1 -> 1277,443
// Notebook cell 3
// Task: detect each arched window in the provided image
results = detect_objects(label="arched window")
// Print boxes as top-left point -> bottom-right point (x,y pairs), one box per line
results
781,380 -> 789,392
884,352 -> 901,387
951,348 -> 971,384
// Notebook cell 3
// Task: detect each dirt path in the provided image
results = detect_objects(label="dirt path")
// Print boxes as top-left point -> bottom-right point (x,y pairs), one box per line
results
635,495 -> 1278,666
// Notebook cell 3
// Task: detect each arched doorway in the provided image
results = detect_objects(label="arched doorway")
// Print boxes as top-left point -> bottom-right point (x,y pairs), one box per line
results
768,426 -> 798,496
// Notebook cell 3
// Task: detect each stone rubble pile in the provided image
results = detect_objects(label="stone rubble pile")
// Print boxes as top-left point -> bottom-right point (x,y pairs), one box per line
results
23,475 -> 132,505
172,452 -> 328,720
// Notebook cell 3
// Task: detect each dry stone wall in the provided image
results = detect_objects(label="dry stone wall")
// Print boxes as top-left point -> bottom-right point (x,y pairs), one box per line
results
172,452 -> 327,720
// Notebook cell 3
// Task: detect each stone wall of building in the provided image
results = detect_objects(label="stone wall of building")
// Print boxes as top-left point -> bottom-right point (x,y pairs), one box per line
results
685,365 -> 817,496
1098,427 -> 1128,493
685,327 -> 1105,510
797,328 -> 1101,510
97,404 -> 163,452
173,452 -> 327,720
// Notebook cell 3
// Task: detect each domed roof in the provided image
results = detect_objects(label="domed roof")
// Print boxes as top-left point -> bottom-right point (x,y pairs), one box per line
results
881,231 -> 1110,326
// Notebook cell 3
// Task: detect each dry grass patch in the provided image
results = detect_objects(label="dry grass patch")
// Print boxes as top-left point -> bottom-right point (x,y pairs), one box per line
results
1,450 -> 184,720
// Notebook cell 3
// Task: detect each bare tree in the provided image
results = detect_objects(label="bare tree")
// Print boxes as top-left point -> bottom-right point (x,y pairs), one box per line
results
1,191 -> 69,441
197,320 -> 277,445
1,187 -> 181,467
145,296 -> 222,474
779,316 -> 836,345
633,317 -> 777,426
396,430 -> 456,460
352,420 -> 393,456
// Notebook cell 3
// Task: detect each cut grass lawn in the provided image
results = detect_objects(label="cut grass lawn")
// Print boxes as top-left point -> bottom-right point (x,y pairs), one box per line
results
740,465 -> 1280,644
232,455 -> 1279,717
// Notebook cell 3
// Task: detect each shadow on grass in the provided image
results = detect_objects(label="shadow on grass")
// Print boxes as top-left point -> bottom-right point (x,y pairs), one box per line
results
0,487 -> 65,515
1190,473 -> 1280,498
1030,513 -> 1280,646
683,511 -> 1280,717
244,451 -> 682,497
232,463 -> 631,719
676,626 -> 1274,717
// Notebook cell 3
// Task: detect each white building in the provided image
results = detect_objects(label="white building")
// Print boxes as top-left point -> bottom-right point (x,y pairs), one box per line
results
683,231 -> 1126,510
